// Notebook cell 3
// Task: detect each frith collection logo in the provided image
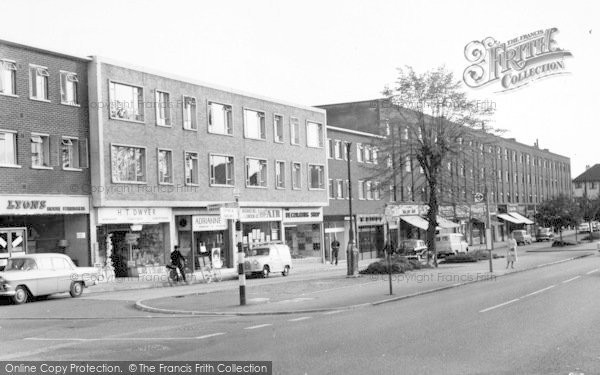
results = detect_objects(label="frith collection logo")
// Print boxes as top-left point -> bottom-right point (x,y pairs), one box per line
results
463,28 -> 572,92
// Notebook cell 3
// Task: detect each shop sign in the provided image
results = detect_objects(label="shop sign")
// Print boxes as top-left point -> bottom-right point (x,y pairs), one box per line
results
439,206 -> 455,219
240,208 -> 282,222
0,195 -> 89,215
455,205 -> 470,219
358,214 -> 385,226
97,207 -> 172,224
507,204 -> 519,213
283,208 -> 323,223
384,204 -> 429,219
192,215 -> 228,232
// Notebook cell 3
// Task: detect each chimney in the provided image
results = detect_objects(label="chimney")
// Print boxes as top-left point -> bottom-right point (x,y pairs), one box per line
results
534,139 -> 539,148
586,165 -> 591,170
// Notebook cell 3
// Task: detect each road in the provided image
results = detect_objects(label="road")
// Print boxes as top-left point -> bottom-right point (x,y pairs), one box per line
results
1,252 -> 599,374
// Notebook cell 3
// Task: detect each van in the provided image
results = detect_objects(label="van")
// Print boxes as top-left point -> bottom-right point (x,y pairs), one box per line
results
244,243 -> 292,278
435,233 -> 469,257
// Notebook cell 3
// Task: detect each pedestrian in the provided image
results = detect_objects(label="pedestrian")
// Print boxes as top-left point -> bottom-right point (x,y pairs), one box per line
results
507,234 -> 518,269
170,245 -> 187,282
331,238 -> 340,265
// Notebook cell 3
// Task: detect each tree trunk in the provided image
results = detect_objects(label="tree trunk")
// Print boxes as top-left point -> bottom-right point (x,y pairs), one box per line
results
427,177 -> 439,268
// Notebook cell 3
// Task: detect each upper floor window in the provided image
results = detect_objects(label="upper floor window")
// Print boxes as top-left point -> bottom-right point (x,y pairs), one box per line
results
358,180 -> 365,200
292,162 -> 302,189
328,179 -> 335,199
29,65 -> 49,101
155,91 -> 171,126
336,179 -> 344,199
210,154 -> 234,186
308,164 -> 325,189
290,117 -> 300,145
306,121 -> 323,148
405,156 -> 411,172
183,96 -> 197,130
0,131 -> 17,166
185,152 -> 199,186
0,60 -> 17,96
274,115 -> 284,143
575,182 -> 581,189
109,81 -> 144,122
246,158 -> 267,187
111,145 -> 146,183
334,140 -> 342,159
60,71 -> 79,105
208,101 -> 232,135
61,137 -> 80,170
356,143 -> 364,163
157,149 -> 173,184
364,146 -> 372,163
275,160 -> 285,189
244,109 -> 266,140
327,139 -> 333,159
31,134 -> 50,168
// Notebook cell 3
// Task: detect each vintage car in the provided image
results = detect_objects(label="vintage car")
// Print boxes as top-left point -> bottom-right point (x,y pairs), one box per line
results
536,228 -> 555,242
398,239 -> 428,259
512,230 -> 533,245
244,243 -> 292,278
0,253 -> 99,304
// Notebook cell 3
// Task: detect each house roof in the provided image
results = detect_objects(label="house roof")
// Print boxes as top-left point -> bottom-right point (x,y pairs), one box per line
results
573,164 -> 600,183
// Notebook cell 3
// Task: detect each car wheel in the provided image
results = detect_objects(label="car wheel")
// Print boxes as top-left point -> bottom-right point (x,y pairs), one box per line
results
262,266 -> 270,278
282,266 -> 290,276
70,282 -> 83,298
12,286 -> 29,305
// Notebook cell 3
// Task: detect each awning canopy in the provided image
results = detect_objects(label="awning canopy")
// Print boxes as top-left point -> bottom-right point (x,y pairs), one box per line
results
436,215 -> 460,229
497,213 -> 521,224
399,215 -> 430,231
509,212 -> 534,225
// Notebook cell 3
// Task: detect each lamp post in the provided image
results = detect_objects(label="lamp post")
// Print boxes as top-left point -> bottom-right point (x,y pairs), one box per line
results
233,189 -> 245,305
346,142 -> 358,276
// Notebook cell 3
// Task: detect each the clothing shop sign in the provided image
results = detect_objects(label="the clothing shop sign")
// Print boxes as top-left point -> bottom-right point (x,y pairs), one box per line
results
0,195 -> 89,215
240,208 -> 282,222
192,215 -> 227,231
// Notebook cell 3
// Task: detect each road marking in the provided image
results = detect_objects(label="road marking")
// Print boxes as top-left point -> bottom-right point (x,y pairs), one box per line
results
322,310 -> 344,315
562,276 -> 581,284
25,337 -> 210,341
522,285 -> 556,298
288,317 -> 312,322
586,269 -> 599,275
196,332 -> 226,339
479,298 -> 520,313
244,324 -> 272,330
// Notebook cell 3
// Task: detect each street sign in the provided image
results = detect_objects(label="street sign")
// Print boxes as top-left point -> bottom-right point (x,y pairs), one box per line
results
474,192 -> 484,202
220,207 -> 239,220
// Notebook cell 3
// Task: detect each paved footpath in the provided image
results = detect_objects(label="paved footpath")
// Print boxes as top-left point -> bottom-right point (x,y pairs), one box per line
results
130,241 -> 599,315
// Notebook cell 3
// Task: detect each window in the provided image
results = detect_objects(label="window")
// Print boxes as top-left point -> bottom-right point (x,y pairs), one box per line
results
328,179 -> 335,198
336,179 -> 344,199
372,148 -> 378,164
343,142 -> 350,160
109,81 -> 144,122
292,162 -> 301,189
210,154 -> 234,186
373,181 -> 380,200
183,96 -> 197,130
111,145 -> 146,183
31,134 -> 50,167
357,143 -> 364,162
389,185 -> 396,202
208,102 -> 232,135
157,149 -> 173,184
0,60 -> 17,95
155,91 -> 171,126
290,117 -> 300,145
364,146 -> 372,163
327,139 -> 333,159
244,109 -> 266,140
184,152 -> 199,185
0,131 -> 17,166
246,158 -> 267,187
60,71 -> 79,105
405,156 -> 411,172
574,182 -> 581,189
29,65 -> 49,100
366,181 -> 373,200
275,160 -> 285,189
306,121 -> 323,148
61,137 -> 80,169
274,115 -> 284,143
344,180 -> 350,199
358,180 -> 365,200
308,164 -> 325,189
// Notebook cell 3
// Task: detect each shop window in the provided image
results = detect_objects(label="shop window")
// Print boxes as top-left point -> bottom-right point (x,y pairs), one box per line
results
210,154 -> 234,186
308,164 -> 325,189
183,96 -> 197,130
185,152 -> 199,185
292,162 -> 301,189
244,108 -> 266,140
0,60 -> 17,96
109,81 -> 144,122
290,117 -> 300,145
60,71 -> 79,105
31,133 -> 50,168
306,121 -> 323,148
208,101 -> 233,135
246,158 -> 267,187
29,65 -> 49,101
274,114 -> 284,143
157,149 -> 173,184
155,90 -> 171,126
111,144 -> 146,182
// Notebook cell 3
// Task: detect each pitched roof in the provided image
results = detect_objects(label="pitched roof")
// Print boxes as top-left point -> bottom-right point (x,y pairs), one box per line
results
573,164 -> 600,183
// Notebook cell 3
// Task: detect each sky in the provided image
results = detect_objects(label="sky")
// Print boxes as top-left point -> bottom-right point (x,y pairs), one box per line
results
1,0 -> 598,177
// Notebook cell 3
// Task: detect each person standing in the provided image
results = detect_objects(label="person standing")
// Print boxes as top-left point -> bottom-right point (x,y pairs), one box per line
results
331,238 -> 340,265
507,234 -> 518,269
170,245 -> 187,282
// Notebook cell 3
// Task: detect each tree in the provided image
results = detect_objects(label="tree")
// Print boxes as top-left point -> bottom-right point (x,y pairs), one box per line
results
576,196 -> 600,240
375,66 -> 497,267
534,194 -> 579,241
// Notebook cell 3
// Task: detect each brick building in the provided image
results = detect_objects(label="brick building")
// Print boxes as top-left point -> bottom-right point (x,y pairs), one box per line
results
0,39 -> 91,267
573,164 -> 600,199
87,57 -> 327,276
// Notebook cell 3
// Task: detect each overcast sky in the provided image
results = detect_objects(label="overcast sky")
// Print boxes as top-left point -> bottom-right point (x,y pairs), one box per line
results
1,0 -> 598,177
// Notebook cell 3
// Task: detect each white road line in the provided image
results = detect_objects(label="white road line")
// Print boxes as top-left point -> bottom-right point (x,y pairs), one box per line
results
196,332 -> 226,339
479,298 -> 520,313
562,276 -> 581,284
244,324 -> 272,330
288,317 -> 312,322
522,285 -> 556,298
322,310 -> 344,315
586,269 -> 599,275
24,337 -> 209,341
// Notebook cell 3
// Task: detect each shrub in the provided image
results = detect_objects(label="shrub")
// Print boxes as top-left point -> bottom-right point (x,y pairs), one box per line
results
359,255 -> 432,274
551,240 -> 577,247
581,232 -> 600,241
442,255 -> 478,263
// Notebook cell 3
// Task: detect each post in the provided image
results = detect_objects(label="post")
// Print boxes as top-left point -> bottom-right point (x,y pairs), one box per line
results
485,185 -> 493,273
386,221 -> 393,295
234,193 -> 245,306
346,142 -> 358,276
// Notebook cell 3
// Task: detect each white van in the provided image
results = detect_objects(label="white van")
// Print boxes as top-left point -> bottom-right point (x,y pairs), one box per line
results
244,243 -> 292,278
435,233 -> 469,257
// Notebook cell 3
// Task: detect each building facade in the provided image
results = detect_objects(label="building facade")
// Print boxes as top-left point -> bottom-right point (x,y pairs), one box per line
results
572,164 -> 600,199
87,57 -> 327,276
0,40 -> 91,267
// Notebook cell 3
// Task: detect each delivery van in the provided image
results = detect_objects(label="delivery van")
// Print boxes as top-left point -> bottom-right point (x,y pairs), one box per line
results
435,233 -> 469,257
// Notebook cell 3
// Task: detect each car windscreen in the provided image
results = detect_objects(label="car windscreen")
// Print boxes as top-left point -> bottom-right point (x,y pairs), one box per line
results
252,248 -> 270,256
5,258 -> 37,271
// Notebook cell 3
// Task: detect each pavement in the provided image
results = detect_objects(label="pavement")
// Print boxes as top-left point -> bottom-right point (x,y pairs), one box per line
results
133,239 -> 600,316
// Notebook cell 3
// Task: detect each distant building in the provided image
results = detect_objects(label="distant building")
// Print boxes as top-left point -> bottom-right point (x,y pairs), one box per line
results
573,164 -> 600,199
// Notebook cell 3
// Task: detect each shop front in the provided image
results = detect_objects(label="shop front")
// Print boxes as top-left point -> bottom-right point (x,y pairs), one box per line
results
0,195 -> 90,268
283,207 -> 324,260
357,214 -> 385,259
240,208 -> 282,251
95,207 -> 171,277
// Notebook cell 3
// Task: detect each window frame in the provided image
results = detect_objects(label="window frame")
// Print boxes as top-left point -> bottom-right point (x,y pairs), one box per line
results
61,136 -> 81,171
275,160 -> 286,189
0,59 -> 18,97
290,117 -> 301,146
207,100 -> 234,136
209,153 -> 235,187
307,163 -> 325,190
157,148 -> 174,185
243,107 -> 267,141
273,114 -> 285,143
29,64 -> 50,102
108,80 -> 145,123
182,95 -> 198,131
245,157 -> 268,188
0,129 -> 19,168
59,70 -> 80,106
31,132 -> 51,170
305,121 -> 324,148
291,162 -> 302,190
154,89 -> 172,127
357,180 -> 365,200
110,143 -> 147,184
184,151 -> 200,186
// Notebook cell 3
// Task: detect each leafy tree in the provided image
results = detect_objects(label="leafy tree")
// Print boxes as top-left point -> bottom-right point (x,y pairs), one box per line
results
576,196 -> 600,239
535,194 -> 579,241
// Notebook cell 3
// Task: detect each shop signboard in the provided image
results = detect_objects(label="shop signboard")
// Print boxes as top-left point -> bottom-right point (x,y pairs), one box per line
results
357,214 -> 385,227
282,208 -> 323,223
192,215 -> 228,232
240,208 -> 282,222
439,206 -> 455,219
384,204 -> 429,220
0,195 -> 89,215
97,207 -> 172,224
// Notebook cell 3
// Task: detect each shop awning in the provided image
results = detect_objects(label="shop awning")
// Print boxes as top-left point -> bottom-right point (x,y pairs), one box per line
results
497,213 -> 521,224
436,216 -> 460,228
399,215 -> 430,231
509,212 -> 534,225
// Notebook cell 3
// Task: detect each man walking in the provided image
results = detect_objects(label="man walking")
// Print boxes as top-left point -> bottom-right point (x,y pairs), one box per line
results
170,245 -> 187,282
331,238 -> 340,265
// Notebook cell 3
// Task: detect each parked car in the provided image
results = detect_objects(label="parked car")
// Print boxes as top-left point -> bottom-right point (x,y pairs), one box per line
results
435,233 -> 469,257
512,230 -> 533,245
398,239 -> 427,259
536,228 -> 555,242
578,223 -> 592,233
244,243 -> 292,278
0,253 -> 99,304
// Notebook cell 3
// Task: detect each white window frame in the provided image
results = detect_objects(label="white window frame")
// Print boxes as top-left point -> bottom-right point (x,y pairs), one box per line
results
243,108 -> 266,141
327,139 -> 333,159
0,129 -> 19,168
29,64 -> 50,102
155,90 -> 172,127
182,95 -> 198,131
184,151 -> 199,186
366,181 -> 373,200
307,163 -> 325,190
209,153 -> 235,187
356,143 -> 364,163
31,132 -> 51,169
110,143 -> 147,183
336,179 -> 344,199
373,181 -> 380,200
61,136 -> 81,171
108,80 -> 145,123
207,100 -> 233,136
292,162 -> 302,190
246,157 -> 268,188
334,140 -> 342,159
59,70 -> 79,106
328,179 -> 335,199
290,117 -> 300,146
275,160 -> 286,189
273,114 -> 284,143
358,180 -> 365,200
306,121 -> 324,148
0,59 -> 17,97
157,148 -> 174,185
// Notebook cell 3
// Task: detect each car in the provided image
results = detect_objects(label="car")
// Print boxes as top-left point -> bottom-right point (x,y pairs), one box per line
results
0,253 -> 99,304
536,228 -> 555,242
512,230 -> 533,245
435,233 -> 469,257
578,223 -> 592,233
398,239 -> 427,259
244,243 -> 292,278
